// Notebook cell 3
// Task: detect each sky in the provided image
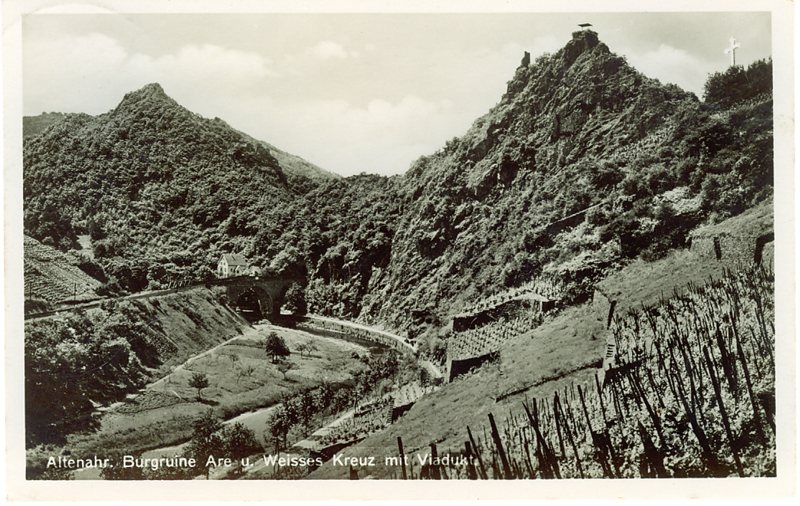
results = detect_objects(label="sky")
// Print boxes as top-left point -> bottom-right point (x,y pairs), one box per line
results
22,12 -> 772,177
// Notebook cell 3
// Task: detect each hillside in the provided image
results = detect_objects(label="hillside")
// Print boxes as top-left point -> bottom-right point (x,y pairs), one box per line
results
308,213 -> 767,479
21,28 -> 776,482
229,31 -> 772,337
251,174 -> 404,318
24,235 -> 101,304
23,109 -> 336,184
22,32 -> 772,335
352,31 -> 772,332
22,83 -> 329,292
262,142 -> 339,182
25,287 -> 249,446
22,112 -> 71,138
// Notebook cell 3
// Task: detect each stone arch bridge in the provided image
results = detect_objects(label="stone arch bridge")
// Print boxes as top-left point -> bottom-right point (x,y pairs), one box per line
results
207,275 -> 299,320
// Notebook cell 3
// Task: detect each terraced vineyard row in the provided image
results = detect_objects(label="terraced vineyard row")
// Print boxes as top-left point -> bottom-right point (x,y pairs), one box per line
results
446,310 -> 545,362
397,263 -> 775,479
24,235 -> 101,303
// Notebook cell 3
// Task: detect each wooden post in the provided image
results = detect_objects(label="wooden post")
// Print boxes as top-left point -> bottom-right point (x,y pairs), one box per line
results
467,426 -> 488,479
630,370 -> 665,447
555,392 -> 584,478
645,365 -> 665,409
671,367 -> 719,473
488,413 -> 513,479
464,441 -> 478,480
552,393 -> 566,455
523,401 -> 560,478
397,436 -> 407,480
735,334 -> 767,445
594,372 -> 610,427
578,385 -> 614,478
521,430 -> 534,478
637,420 -> 668,478
703,346 -> 744,477
429,443 -> 441,480
714,327 -> 738,397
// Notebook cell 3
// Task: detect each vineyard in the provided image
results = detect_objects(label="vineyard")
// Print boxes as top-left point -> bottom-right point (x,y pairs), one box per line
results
314,382 -> 436,449
318,399 -> 394,447
446,310 -> 545,362
24,235 -> 101,304
395,263 -> 775,479
455,275 -> 566,318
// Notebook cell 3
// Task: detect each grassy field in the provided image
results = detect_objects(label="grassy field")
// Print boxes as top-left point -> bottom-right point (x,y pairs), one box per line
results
61,324 -> 368,459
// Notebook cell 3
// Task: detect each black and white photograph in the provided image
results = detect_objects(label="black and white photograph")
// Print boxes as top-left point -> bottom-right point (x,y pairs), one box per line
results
3,0 -> 795,500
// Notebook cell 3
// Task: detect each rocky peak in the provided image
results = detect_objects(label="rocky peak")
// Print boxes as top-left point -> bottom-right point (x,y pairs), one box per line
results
114,82 -> 177,112
562,29 -> 607,66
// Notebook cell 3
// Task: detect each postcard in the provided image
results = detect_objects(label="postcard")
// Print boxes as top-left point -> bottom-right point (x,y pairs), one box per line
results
3,0 -> 795,501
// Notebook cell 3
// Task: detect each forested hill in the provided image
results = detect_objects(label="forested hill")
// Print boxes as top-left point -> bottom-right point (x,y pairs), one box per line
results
216,30 -> 772,334
23,31 -> 772,333
23,83 -> 333,291
355,30 -> 773,330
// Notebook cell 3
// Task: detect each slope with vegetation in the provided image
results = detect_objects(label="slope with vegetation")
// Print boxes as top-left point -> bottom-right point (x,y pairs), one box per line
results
24,235 -> 102,306
23,32 -> 773,339
22,30 -> 774,481
309,217 -> 770,479
23,83 -> 330,294
24,287 -> 248,446
360,31 -> 772,336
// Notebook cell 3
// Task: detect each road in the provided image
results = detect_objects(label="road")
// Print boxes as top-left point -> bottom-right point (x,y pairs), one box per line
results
304,313 -> 417,353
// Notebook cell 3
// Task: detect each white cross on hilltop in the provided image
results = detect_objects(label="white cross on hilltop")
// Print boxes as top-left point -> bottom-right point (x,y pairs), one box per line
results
724,37 -> 741,66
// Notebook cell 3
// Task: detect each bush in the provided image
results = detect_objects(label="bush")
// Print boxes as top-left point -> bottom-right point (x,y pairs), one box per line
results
585,206 -> 608,226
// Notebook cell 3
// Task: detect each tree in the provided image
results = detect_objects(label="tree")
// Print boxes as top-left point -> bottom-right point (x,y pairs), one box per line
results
269,245 -> 307,279
704,59 -> 772,109
264,332 -> 290,363
220,422 -> 262,476
189,372 -> 209,401
276,361 -> 293,381
266,405 -> 290,451
296,340 -> 317,358
186,410 -> 224,479
283,282 -> 307,315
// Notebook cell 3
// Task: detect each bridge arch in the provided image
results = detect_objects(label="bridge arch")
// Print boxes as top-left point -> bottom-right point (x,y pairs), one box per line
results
232,286 -> 273,320
212,275 -> 298,322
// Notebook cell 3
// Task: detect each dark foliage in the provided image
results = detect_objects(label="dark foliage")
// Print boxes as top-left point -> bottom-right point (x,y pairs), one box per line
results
704,59 -> 772,109
264,332 -> 290,363
24,309 -> 150,446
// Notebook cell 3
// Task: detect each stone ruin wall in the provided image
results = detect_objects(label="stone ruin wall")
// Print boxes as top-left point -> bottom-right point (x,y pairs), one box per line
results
691,232 -> 774,265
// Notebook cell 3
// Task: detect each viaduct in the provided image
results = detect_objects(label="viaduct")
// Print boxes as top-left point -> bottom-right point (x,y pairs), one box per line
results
206,275 -> 299,319
26,274 -> 299,321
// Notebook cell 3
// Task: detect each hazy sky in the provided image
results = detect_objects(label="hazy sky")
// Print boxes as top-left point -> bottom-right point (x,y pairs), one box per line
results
23,12 -> 772,176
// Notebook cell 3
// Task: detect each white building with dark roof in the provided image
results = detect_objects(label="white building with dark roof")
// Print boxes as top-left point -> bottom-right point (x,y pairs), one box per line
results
217,253 -> 250,278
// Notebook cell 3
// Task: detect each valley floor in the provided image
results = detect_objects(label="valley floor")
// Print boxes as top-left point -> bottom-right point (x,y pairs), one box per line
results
55,323 -> 369,477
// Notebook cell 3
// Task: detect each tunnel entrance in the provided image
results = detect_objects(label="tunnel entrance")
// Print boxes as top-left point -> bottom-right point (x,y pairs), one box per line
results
235,288 -> 264,322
